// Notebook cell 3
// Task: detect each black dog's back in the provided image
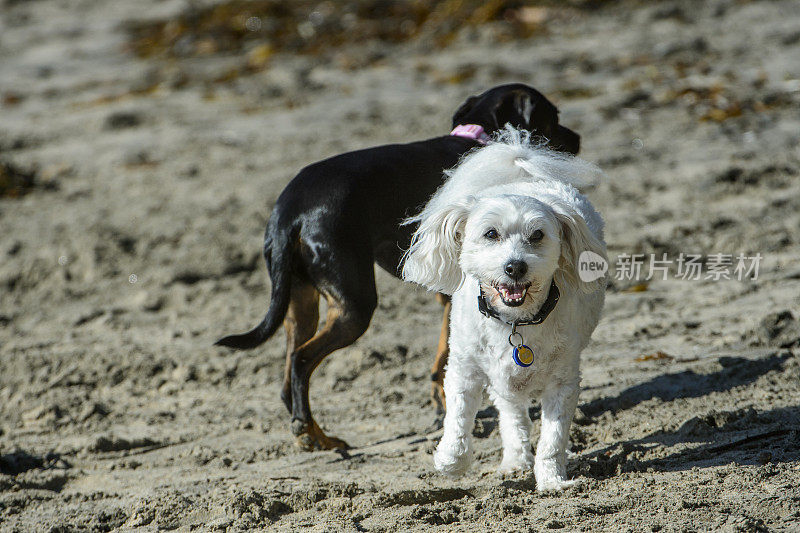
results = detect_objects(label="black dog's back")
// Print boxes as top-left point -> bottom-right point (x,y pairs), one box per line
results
279,136 -> 474,263
216,135 -> 473,350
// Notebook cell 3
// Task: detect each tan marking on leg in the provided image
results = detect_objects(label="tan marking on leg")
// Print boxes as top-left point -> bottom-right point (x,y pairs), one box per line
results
431,293 -> 451,414
281,281 -> 320,412
291,295 -> 359,451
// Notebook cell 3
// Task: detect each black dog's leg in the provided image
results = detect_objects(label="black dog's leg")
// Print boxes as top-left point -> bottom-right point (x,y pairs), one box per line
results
288,252 -> 377,450
431,293 -> 451,416
280,277 -> 320,413
289,294 -> 374,450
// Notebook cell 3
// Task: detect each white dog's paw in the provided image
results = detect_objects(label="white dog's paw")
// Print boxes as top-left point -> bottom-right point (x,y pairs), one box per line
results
497,452 -> 534,475
433,447 -> 471,477
535,459 -> 578,492
536,476 -> 580,492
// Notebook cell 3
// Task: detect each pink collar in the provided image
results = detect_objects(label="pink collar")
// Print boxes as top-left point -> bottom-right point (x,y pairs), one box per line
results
450,124 -> 490,145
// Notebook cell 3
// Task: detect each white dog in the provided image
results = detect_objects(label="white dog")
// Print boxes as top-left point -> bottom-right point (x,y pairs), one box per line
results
402,127 -> 607,491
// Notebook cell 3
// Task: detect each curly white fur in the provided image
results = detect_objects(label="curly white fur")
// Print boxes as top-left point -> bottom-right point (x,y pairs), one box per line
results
402,127 -> 607,491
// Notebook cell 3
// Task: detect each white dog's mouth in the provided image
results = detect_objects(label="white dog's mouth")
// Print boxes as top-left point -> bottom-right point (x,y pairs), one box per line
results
491,282 -> 531,307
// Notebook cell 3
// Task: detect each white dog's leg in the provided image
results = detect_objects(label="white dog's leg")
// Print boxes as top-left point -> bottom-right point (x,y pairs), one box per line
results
535,380 -> 579,492
433,366 -> 483,477
490,390 -> 534,473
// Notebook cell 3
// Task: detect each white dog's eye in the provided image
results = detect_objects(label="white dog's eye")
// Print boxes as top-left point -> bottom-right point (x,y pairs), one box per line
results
528,229 -> 544,243
484,228 -> 500,240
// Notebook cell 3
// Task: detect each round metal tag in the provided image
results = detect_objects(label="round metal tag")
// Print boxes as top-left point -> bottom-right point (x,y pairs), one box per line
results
512,344 -> 534,367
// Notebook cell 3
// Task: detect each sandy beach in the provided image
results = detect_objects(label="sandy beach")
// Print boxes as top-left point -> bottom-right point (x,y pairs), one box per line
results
1,0 -> 799,530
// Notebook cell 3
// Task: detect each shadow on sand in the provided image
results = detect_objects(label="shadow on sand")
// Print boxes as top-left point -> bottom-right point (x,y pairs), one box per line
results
576,404 -> 799,477
579,353 -> 790,417
573,352 -> 798,476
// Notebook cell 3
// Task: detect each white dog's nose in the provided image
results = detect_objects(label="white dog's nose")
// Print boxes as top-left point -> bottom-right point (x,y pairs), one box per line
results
504,260 -> 528,280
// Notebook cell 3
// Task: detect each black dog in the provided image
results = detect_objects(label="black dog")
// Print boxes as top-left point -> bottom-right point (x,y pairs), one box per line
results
216,84 -> 580,450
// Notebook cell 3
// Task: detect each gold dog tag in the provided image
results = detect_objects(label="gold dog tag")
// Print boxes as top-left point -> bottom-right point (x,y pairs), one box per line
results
513,344 -> 534,367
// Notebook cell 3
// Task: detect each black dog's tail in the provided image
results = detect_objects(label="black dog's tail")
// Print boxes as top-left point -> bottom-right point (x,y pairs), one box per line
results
214,221 -> 294,350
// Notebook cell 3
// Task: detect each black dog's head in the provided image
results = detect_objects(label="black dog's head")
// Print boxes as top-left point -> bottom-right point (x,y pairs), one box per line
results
451,83 -> 580,154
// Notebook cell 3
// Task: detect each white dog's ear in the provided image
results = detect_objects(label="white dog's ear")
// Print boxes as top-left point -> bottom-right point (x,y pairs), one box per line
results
402,198 -> 474,294
551,202 -> 607,293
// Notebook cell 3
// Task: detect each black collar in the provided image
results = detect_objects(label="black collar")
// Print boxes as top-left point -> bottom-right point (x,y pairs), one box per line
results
477,280 -> 560,326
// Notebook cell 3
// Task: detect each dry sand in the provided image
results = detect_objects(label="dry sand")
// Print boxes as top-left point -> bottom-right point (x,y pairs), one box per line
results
1,0 -> 799,531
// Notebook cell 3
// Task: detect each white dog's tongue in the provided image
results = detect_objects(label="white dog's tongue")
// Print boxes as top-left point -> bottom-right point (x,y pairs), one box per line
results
498,284 -> 527,300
